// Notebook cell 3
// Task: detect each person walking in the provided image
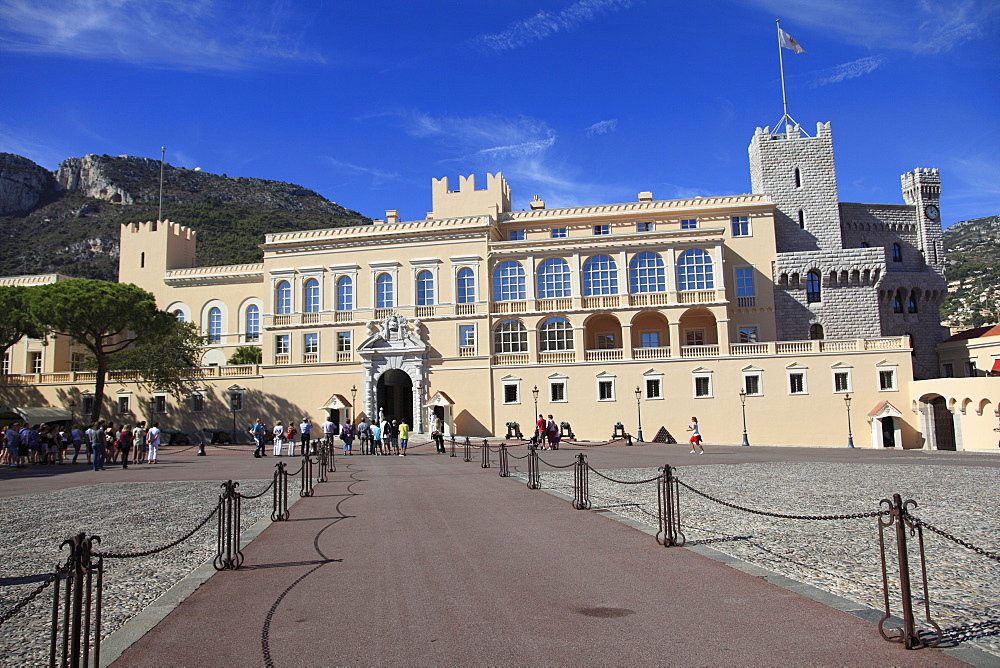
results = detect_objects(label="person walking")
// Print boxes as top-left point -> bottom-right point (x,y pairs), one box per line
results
91,421 -> 107,470
687,417 -> 705,454
251,418 -> 266,458
285,422 -> 297,457
340,421 -> 354,455
432,415 -> 445,453
299,417 -> 312,454
321,415 -> 336,452
273,421 -> 285,456
147,422 -> 162,463
380,417 -> 392,455
132,422 -> 147,464
118,425 -> 132,469
398,419 -> 409,456
546,415 -> 560,450
371,421 -> 382,455
388,420 -> 400,455
356,418 -> 371,454
70,424 -> 83,464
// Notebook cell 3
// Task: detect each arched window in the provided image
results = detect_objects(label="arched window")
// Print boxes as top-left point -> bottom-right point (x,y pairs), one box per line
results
892,243 -> 902,262
494,319 -> 527,353
676,249 -> 714,291
173,309 -> 185,322
304,278 -> 320,313
539,317 -> 574,351
893,290 -> 904,313
806,270 -> 821,303
245,305 -> 260,342
336,276 -> 353,311
809,323 -> 824,340
456,267 -> 475,304
582,254 -> 618,296
908,289 -> 919,313
276,281 -> 291,314
208,307 -> 222,343
629,251 -> 665,294
492,261 -> 526,302
376,273 -> 394,308
416,270 -> 434,306
537,258 -> 571,299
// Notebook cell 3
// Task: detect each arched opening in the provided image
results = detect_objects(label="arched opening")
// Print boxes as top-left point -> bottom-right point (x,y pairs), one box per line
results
584,313 -> 623,351
377,369 -> 413,427
631,311 -> 669,350
809,323 -> 824,340
930,396 -> 956,451
678,307 -> 717,347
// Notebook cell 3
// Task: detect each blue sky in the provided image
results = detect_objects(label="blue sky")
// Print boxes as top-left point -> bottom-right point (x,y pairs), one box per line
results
1,0 -> 998,228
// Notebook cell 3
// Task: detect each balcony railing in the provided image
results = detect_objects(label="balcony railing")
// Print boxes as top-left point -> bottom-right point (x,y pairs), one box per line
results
334,310 -> 353,322
273,314 -> 292,326
581,295 -> 620,309
678,290 -> 718,304
730,343 -> 769,356
458,345 -> 476,358
584,348 -> 623,362
491,301 -> 528,314
336,352 -> 352,363
303,353 -> 319,364
535,298 -> 572,312
492,352 -> 530,365
737,296 -> 756,308
415,306 -> 436,318
632,346 -> 670,360
680,345 -> 720,358
274,354 -> 290,365
302,313 -> 321,324
455,303 -> 477,315
628,292 -> 670,307
538,351 -> 576,364
374,308 -> 395,320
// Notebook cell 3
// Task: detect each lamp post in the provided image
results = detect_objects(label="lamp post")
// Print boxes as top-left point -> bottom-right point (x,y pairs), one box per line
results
69,400 -> 76,426
739,388 -> 750,446
634,386 -> 644,442
531,385 -> 539,441
844,393 -> 855,448
228,385 -> 244,453
350,384 -> 357,425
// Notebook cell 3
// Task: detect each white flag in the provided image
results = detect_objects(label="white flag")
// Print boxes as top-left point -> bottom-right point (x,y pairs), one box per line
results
779,28 -> 806,54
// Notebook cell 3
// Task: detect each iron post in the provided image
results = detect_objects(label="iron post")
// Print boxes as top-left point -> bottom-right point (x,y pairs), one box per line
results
532,385 -> 539,440
739,388 -> 750,446
350,384 -> 357,425
845,393 -> 855,448
634,386 -> 644,443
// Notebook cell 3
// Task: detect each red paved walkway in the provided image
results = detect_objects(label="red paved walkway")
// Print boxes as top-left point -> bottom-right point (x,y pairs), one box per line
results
111,446 -> 964,666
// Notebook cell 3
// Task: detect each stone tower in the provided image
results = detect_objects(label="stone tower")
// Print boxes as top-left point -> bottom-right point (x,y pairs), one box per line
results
900,168 -> 945,272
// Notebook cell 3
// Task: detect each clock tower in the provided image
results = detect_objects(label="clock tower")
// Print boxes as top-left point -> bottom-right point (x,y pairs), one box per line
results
901,168 -> 945,274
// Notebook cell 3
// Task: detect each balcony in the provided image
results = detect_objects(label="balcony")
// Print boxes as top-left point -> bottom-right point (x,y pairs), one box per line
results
632,346 -> 670,360
535,298 -> 572,312
737,296 -> 756,308
336,351 -> 352,363
492,352 -> 530,365
415,305 -> 436,318
678,290 -> 719,304
302,313 -> 321,324
628,293 -> 670,307
454,303 -> 477,316
491,301 -> 528,314
584,348 -> 623,362
303,353 -> 319,364
374,308 -> 395,320
680,345 -> 720,358
334,310 -> 353,322
538,351 -> 576,364
274,354 -> 290,365
458,345 -> 476,358
581,295 -> 620,309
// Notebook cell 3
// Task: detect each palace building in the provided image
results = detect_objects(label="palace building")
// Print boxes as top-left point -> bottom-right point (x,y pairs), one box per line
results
7,121 -> 989,449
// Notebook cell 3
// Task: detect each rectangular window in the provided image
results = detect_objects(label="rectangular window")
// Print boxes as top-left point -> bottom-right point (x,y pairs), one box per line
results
637,221 -> 653,232
275,334 -> 290,355
550,382 -> 566,402
879,369 -> 897,391
459,324 -> 475,348
304,333 -> 319,354
834,371 -> 850,392
965,361 -> 977,377
509,230 -> 526,241
598,380 -> 614,401
117,396 -> 130,414
645,378 -> 662,399
744,374 -> 761,396
788,373 -> 805,394
593,224 -> 609,236
2,351 -> 8,375
152,395 -> 167,414
70,352 -> 85,372
640,331 -> 660,348
29,351 -> 42,374
337,332 -> 352,352
738,327 -> 758,343
503,383 -> 519,404
550,227 -> 567,238
731,215 -> 750,237
685,330 -> 705,346
81,395 -> 95,416
694,376 -> 712,398
190,393 -> 205,413
942,363 -> 954,378
735,266 -> 755,307
680,218 -> 697,230
596,333 -> 617,349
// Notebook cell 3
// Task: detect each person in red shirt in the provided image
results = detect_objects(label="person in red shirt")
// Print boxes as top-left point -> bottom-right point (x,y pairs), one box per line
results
535,414 -> 547,448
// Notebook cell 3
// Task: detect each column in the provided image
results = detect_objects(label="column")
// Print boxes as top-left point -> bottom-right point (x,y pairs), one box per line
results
669,321 -> 681,358
716,317 -> 731,355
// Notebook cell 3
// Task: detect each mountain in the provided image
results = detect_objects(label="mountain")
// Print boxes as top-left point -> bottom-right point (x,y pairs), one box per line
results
0,153 -> 371,281
941,214 -> 1000,329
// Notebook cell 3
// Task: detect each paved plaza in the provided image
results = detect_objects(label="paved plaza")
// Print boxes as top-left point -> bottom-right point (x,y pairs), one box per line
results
1,439 -> 998,666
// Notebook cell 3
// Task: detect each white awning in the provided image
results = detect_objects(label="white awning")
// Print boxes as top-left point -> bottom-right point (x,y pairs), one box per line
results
423,391 -> 455,408
317,394 -> 352,411
0,406 -> 72,424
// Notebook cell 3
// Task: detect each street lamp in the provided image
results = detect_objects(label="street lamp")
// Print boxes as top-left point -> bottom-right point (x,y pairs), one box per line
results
844,393 -> 855,448
634,386 -> 644,442
531,385 -> 540,440
69,400 -> 77,426
350,384 -> 357,424
739,388 -> 750,446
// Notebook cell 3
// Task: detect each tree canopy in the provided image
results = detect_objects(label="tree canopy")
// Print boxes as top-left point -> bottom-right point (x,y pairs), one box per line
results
0,285 -> 44,356
227,345 -> 262,365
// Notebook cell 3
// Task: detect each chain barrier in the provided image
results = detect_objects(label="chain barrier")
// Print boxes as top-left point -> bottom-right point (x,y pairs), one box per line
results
526,447 -> 540,489
656,465 -> 685,547
499,444 -> 510,477
95,504 -> 220,560
675,478 -> 887,521
315,449 -> 328,484
272,461 -> 289,521
50,533 -> 103,667
481,439 -> 491,468
449,434 -> 457,458
560,438 -> 628,448
587,465 -> 663,486
299,455 -> 315,498
463,437 -> 472,462
911,517 -> 1000,562
236,478 -> 276,500
214,481 -> 243,571
508,450 -> 529,460
536,455 -> 575,469
572,453 -> 591,510
0,573 -> 58,629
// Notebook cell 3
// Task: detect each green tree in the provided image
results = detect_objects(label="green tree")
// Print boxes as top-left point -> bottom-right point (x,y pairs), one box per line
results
227,346 -> 262,365
106,320 -> 205,396
29,279 -> 176,422
0,285 -> 44,357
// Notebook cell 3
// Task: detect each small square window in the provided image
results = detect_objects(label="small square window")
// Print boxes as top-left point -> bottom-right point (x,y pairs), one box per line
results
81,395 -> 95,416
190,393 -> 205,412
503,383 -> 519,404
596,333 -> 617,349
645,378 -> 662,399
680,218 -> 697,230
509,230 -> 526,241
834,371 -> 850,393
117,396 -> 130,414
788,373 -> 806,395
337,332 -> 352,352
275,335 -> 290,355
598,380 -> 615,401
685,330 -> 705,346
152,395 -> 167,414
459,324 -> 475,348
28,351 -> 42,374
879,369 -> 897,391
550,227 -> 567,238
550,382 -> 566,402
738,327 -> 758,343
744,374 -> 761,396
731,215 -> 750,237
694,376 -> 712,398
593,224 -> 609,236
640,331 -> 660,348
637,221 -> 653,232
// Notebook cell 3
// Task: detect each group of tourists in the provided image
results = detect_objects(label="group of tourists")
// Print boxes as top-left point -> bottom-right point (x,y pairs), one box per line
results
533,414 -> 562,450
2,421 -> 162,470
249,415 -> 422,458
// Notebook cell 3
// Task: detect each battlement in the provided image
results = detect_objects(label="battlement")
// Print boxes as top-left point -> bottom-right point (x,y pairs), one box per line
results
430,173 -> 511,220
122,219 -> 197,241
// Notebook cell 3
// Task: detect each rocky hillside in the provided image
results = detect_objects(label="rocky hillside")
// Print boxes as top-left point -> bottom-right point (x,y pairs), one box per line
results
941,214 -> 1000,329
0,153 -> 370,281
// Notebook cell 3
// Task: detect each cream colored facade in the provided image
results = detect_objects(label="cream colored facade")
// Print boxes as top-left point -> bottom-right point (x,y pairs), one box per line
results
5,123 -> 994,449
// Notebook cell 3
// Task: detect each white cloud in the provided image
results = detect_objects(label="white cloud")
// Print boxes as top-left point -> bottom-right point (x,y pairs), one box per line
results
811,56 -> 885,87
475,0 -> 637,52
0,0 -> 324,70
322,157 -> 400,185
586,120 -> 618,136
739,0 -> 999,54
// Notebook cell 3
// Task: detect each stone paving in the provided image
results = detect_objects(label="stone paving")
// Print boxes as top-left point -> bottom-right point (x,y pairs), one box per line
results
517,459 -> 1000,659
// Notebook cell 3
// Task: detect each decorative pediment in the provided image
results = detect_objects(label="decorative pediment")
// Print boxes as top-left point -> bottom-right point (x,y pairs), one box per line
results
423,391 -> 455,407
690,366 -> 713,374
595,370 -> 616,378
318,393 -> 353,411
875,359 -> 899,367
500,374 -> 521,381
786,362 -> 809,370
547,372 -> 568,380
830,361 -> 853,369
356,314 -> 427,356
868,400 -> 902,419
741,364 -> 763,372
642,368 -> 663,376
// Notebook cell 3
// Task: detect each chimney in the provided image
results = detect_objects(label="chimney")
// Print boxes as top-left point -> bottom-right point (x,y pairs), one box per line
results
386,210 -> 400,224
638,191 -> 653,202
530,195 -> 545,210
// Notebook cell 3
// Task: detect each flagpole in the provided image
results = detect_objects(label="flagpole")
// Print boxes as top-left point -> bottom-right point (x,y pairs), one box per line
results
776,19 -> 790,132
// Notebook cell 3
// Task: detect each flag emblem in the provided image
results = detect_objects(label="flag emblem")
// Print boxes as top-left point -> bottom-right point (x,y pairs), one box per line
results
779,28 -> 806,54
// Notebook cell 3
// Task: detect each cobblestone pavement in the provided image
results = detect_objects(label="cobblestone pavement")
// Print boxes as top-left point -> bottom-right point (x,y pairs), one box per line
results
0,480 -> 273,667
517,461 -> 1000,659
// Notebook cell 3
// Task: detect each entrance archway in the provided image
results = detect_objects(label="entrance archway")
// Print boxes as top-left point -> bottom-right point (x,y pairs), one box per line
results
930,397 -> 956,450
378,369 -> 413,426
881,417 -> 896,447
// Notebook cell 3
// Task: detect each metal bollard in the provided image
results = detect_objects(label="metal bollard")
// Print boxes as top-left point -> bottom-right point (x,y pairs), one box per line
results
656,465 -> 685,547
272,462 -> 289,521
527,446 -> 540,489
214,481 -> 244,570
300,455 -> 314,497
877,494 -> 941,649
481,439 -> 490,468
463,436 -> 472,462
499,443 -> 510,477
327,441 -> 336,473
449,434 -> 456,458
572,453 -> 591,509
50,532 -> 103,668
316,449 -> 328,484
